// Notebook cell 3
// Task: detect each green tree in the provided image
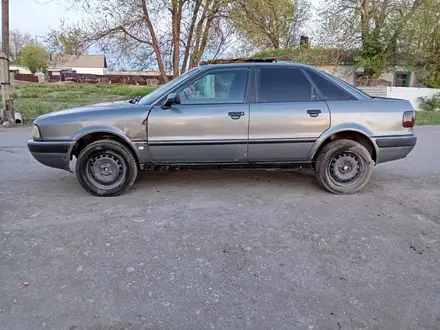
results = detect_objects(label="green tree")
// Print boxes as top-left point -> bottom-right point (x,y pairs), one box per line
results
320,0 -> 425,78
229,0 -> 296,49
20,45 -> 49,73
401,0 -> 440,87
46,22 -> 86,55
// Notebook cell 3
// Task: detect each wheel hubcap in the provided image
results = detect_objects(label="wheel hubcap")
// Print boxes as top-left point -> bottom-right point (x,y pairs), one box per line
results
86,152 -> 126,190
328,152 -> 362,184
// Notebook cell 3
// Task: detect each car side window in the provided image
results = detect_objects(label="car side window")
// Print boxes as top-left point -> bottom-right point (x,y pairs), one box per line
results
178,69 -> 248,104
258,67 -> 315,103
305,69 -> 356,101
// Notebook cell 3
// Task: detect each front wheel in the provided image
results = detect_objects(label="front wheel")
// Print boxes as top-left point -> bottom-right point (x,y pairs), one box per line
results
314,139 -> 373,194
76,140 -> 138,196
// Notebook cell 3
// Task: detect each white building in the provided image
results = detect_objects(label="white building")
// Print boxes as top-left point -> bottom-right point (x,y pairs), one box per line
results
50,54 -> 108,75
10,54 -> 108,76
9,64 -> 32,74
318,65 -> 420,88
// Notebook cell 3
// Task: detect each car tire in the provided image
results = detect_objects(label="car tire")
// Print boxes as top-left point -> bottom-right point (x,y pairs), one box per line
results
314,139 -> 373,194
76,139 -> 138,197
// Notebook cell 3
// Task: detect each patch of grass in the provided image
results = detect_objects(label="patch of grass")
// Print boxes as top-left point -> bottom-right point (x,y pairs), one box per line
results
15,99 -> 54,118
19,91 -> 40,98
10,83 -> 157,120
416,110 -> 440,125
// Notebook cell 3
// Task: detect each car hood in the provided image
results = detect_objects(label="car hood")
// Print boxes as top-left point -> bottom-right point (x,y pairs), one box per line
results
36,99 -> 136,120
34,100 -> 154,141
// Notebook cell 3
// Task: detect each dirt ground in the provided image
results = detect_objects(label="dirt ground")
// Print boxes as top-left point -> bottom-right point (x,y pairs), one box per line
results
1,126 -> 439,330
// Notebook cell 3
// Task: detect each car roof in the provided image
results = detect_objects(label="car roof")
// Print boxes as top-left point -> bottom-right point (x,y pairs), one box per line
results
199,62 -> 317,70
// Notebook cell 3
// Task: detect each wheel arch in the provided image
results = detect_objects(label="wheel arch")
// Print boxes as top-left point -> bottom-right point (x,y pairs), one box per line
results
310,126 -> 377,163
71,126 -> 140,164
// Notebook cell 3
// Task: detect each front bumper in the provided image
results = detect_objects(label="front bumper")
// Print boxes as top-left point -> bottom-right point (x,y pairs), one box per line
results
374,135 -> 417,164
27,140 -> 74,172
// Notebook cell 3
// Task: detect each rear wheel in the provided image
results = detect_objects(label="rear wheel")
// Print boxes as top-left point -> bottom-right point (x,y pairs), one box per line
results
76,140 -> 138,196
315,139 -> 373,194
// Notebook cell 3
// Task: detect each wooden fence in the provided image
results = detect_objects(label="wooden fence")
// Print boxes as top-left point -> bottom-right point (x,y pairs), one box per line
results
13,74 -> 39,83
12,72 -> 172,85
62,73 -> 172,85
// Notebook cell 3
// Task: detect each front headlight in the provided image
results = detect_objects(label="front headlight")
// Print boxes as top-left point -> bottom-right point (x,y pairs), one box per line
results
32,125 -> 41,140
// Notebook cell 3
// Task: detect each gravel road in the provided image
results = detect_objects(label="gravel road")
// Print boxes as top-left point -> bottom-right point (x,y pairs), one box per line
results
1,126 -> 439,330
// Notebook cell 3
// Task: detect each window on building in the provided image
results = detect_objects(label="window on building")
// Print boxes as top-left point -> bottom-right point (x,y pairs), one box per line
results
394,72 -> 410,87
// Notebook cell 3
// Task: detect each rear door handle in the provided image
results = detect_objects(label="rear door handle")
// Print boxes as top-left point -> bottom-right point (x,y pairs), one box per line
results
307,109 -> 321,118
228,111 -> 245,120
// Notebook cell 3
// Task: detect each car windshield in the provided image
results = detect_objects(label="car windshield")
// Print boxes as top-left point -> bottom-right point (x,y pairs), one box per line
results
137,67 -> 200,105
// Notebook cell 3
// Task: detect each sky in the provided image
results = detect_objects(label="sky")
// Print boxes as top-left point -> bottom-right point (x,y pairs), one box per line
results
11,0 -> 321,37
8,0 -> 321,66
9,0 -> 80,36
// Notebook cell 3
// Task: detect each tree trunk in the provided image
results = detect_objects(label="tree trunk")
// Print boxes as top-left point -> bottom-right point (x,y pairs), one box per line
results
189,0 -> 209,68
171,0 -> 182,78
270,35 -> 280,49
360,0 -> 370,44
141,0 -> 169,83
181,0 -> 202,73
197,16 -> 214,62
268,1 -> 280,49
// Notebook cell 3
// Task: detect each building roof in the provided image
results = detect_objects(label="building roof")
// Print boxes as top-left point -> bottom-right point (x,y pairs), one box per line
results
51,54 -> 107,69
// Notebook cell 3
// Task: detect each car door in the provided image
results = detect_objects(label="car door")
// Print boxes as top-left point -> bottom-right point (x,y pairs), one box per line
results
248,66 -> 330,162
147,67 -> 250,163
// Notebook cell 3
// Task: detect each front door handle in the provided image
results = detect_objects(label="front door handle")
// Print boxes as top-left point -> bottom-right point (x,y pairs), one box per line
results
228,111 -> 245,120
307,109 -> 321,118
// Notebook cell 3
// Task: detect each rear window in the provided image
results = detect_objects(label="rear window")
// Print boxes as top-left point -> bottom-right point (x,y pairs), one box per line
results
306,69 -> 356,101
322,72 -> 372,99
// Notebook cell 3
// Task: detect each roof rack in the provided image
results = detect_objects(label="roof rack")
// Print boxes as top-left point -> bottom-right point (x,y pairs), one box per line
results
199,57 -> 277,65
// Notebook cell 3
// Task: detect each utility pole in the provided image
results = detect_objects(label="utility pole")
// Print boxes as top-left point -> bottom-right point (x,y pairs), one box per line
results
1,0 -> 13,124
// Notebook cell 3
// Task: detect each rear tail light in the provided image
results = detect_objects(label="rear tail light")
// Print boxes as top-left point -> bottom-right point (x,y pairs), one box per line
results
402,111 -> 415,128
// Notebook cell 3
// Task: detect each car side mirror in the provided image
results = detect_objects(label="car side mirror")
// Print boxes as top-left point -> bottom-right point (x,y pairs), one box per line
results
163,93 -> 181,109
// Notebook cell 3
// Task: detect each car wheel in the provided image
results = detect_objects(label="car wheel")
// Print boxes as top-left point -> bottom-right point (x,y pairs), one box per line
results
314,139 -> 373,194
76,139 -> 138,196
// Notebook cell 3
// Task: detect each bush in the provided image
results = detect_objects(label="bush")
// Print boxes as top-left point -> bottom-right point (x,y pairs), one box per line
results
416,110 -> 440,125
418,93 -> 440,111
19,45 -> 49,73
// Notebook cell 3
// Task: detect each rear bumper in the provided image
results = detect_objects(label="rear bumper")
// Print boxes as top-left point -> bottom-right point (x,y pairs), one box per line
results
27,140 -> 74,172
374,135 -> 417,164
375,135 -> 417,148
